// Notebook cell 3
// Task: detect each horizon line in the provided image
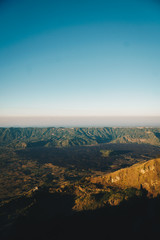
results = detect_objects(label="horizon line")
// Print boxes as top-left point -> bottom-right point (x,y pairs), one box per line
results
1,115 -> 160,118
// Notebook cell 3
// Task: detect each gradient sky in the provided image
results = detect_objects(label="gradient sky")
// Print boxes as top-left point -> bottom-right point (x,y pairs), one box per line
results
0,0 -> 160,117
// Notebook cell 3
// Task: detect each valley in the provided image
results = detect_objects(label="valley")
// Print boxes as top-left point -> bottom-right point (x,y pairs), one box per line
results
0,127 -> 160,239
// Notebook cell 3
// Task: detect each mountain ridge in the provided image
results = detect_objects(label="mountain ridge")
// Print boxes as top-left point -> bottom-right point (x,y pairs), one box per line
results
90,158 -> 160,196
0,127 -> 160,148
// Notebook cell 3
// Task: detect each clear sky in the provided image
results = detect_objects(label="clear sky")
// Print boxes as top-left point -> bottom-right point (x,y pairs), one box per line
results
0,0 -> 160,117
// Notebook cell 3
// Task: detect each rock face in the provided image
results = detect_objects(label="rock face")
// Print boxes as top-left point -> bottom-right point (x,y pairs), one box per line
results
91,158 -> 160,196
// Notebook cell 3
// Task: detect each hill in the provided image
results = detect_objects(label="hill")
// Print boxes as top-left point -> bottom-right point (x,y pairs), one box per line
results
71,157 -> 160,211
0,127 -> 160,148
90,158 -> 160,196
1,186 -> 160,240
1,158 -> 160,240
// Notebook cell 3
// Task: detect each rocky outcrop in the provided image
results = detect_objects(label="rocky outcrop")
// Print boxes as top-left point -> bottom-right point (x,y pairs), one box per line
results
91,158 -> 160,196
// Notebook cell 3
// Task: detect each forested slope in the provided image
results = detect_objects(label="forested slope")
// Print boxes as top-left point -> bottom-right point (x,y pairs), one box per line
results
0,127 -> 160,148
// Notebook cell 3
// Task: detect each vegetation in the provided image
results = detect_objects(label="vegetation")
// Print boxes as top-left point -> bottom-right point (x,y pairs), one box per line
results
1,127 -> 160,239
0,127 -> 160,148
1,142 -> 160,200
0,184 -> 160,240
91,158 -> 160,196
100,149 -> 113,157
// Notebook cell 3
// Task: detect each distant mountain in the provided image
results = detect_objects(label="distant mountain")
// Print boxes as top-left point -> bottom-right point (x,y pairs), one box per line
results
0,127 -> 160,148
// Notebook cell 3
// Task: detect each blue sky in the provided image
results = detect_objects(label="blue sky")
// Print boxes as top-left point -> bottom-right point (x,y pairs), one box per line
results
0,0 -> 160,117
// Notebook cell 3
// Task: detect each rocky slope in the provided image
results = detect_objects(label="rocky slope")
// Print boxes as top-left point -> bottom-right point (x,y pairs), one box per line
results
1,158 -> 160,238
91,158 -> 160,196
71,158 -> 160,211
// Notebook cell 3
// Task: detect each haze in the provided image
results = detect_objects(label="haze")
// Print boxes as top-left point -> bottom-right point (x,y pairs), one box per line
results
0,116 -> 160,128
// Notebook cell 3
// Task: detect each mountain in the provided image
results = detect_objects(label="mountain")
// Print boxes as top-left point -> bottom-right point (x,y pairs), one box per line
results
1,158 -> 160,240
71,157 -> 160,211
0,127 -> 160,148
90,158 -> 160,196
1,156 -> 160,239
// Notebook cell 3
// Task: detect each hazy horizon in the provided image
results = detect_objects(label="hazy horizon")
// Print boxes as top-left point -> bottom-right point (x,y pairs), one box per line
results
0,116 -> 160,128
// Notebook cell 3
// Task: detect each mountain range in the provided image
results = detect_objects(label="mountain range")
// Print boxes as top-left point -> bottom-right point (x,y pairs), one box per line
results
0,127 -> 160,148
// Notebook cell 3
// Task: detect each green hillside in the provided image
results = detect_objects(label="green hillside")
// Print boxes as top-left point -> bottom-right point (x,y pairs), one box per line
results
0,127 -> 160,148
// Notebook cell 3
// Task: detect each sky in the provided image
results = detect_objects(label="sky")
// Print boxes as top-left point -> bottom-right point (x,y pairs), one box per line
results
0,0 -> 160,120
